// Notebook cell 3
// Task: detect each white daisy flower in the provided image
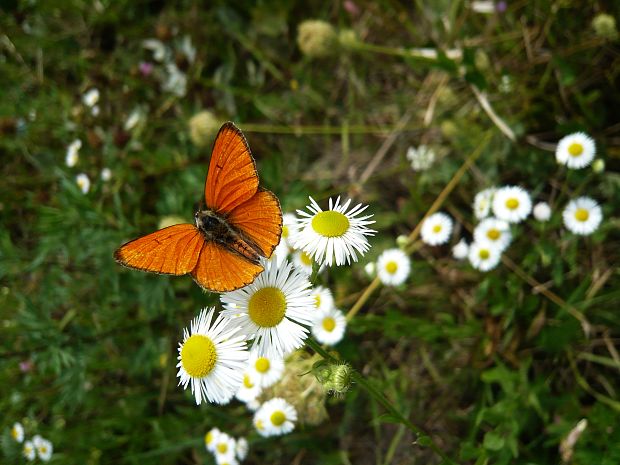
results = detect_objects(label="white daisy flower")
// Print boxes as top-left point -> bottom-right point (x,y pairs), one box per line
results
65,139 -> 81,167
376,248 -> 411,286
311,308 -> 347,346
36,438 -> 53,462
533,202 -> 551,222
563,197 -> 603,236
468,241 -> 502,272
221,258 -> 314,358
270,239 -> 289,267
492,185 -> 532,223
213,432 -> 236,464
76,173 -> 91,194
294,196 -> 376,267
281,213 -> 299,248
452,238 -> 469,260
176,307 -> 249,405
406,145 -> 436,171
245,398 -> 261,412
101,167 -> 112,182
556,132 -> 596,169
82,88 -> 100,107
216,457 -> 239,465
254,397 -> 297,437
249,353 -> 285,388
235,371 -> 262,404
235,437 -> 249,461
473,187 -> 496,220
23,440 -> 36,461
204,427 -> 221,453
32,435 -> 42,447
309,285 -> 335,314
473,217 -> 512,251
292,250 -> 315,276
11,422 -> 24,443
420,212 -> 453,245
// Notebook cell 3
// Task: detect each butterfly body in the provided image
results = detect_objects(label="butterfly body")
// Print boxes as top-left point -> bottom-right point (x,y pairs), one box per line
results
194,209 -> 263,265
114,122 -> 282,293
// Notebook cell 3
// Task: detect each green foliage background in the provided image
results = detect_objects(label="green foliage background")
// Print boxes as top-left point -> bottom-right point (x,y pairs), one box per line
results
1,1 -> 619,464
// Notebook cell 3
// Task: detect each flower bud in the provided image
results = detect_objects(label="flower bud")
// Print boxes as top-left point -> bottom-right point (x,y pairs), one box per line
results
592,158 -> 605,173
297,20 -> 338,58
188,111 -> 221,147
592,13 -> 618,41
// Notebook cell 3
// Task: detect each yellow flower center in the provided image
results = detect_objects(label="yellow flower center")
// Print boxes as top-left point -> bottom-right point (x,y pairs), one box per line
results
314,294 -> 321,308
248,287 -> 287,327
40,446 -> 47,454
11,428 -> 19,440
322,317 -> 336,332
282,225 -> 289,238
299,251 -> 313,266
180,335 -> 217,378
479,249 -> 490,260
270,410 -> 286,426
574,208 -> 589,222
217,443 -> 228,454
432,224 -> 442,233
255,419 -> 264,431
205,432 -> 213,445
505,198 -> 519,210
568,142 -> 583,157
311,211 -> 350,237
385,261 -> 398,274
255,357 -> 271,373
243,373 -> 254,389
486,228 -> 500,241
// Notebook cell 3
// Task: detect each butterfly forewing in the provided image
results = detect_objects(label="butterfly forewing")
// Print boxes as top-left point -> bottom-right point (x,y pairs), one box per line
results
204,123 -> 259,214
114,224 -> 203,275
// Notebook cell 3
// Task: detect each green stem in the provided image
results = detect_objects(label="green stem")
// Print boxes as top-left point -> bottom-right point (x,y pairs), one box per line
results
305,338 -> 457,464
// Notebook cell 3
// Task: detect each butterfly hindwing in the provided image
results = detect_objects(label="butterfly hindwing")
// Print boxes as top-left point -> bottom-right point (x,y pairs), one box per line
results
227,188 -> 283,259
204,122 -> 259,214
114,224 -> 203,275
191,241 -> 264,292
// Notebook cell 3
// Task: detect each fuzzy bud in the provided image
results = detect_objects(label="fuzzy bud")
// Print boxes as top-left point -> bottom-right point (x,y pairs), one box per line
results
188,111 -> 221,147
592,158 -> 605,173
297,20 -> 338,58
592,13 -> 618,41
396,235 -> 409,248
320,363 -> 353,396
338,29 -> 358,49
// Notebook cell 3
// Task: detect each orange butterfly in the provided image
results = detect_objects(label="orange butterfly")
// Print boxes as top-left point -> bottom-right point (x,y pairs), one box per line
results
114,122 -> 282,292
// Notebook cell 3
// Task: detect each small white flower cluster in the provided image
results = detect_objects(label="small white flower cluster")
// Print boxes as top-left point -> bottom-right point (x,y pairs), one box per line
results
205,428 -> 248,465
235,353 -> 286,410
174,198 -> 372,407
142,35 -> 196,97
9,422 -> 53,462
449,132 -> 604,272
63,87 -> 117,194
406,145 -> 436,171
